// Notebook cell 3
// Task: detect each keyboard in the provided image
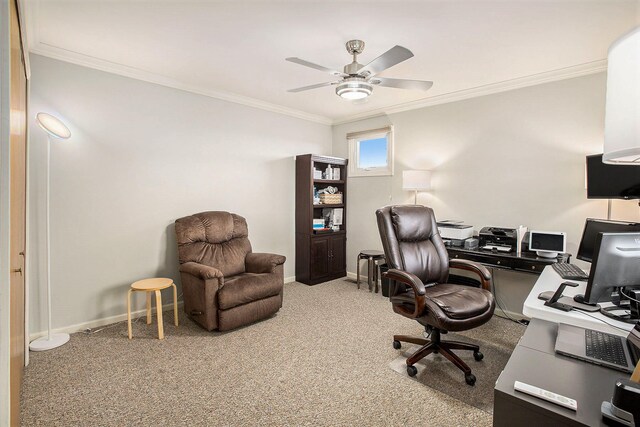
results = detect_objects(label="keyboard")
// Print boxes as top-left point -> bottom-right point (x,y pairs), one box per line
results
585,329 -> 628,367
552,263 -> 589,281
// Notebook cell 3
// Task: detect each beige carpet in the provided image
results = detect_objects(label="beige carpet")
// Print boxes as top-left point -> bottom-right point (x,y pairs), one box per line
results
389,322 -> 521,413
21,279 -> 524,426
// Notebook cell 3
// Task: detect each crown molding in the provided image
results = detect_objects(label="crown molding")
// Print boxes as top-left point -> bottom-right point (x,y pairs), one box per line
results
29,42 -> 334,126
30,41 -> 606,128
25,0 -> 607,129
332,59 -> 608,125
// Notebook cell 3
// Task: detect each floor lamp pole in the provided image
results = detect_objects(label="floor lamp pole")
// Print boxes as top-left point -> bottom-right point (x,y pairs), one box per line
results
46,135 -> 52,340
29,133 -> 70,351
414,190 -> 418,205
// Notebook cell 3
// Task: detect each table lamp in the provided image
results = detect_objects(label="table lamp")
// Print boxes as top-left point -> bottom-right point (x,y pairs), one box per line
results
402,170 -> 431,204
29,112 -> 71,351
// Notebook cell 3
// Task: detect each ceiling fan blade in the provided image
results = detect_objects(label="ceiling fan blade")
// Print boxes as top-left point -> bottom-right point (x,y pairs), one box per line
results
371,77 -> 433,91
287,81 -> 340,93
286,57 -> 347,77
357,45 -> 414,77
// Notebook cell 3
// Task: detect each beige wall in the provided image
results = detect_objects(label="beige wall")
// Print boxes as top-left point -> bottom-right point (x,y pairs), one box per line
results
27,56 -> 640,332
28,54 -> 332,334
333,73 -> 640,314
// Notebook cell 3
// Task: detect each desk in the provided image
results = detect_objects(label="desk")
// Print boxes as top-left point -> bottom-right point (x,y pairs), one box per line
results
447,247 -> 570,275
494,268 -> 636,426
494,319 -> 624,427
523,266 -> 633,334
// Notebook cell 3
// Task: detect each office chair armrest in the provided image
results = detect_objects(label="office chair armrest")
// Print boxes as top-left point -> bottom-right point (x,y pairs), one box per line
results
245,252 -> 286,274
449,259 -> 492,290
180,262 -> 224,281
384,269 -> 426,318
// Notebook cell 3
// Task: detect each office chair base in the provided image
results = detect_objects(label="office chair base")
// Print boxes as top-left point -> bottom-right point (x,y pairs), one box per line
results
393,329 -> 482,386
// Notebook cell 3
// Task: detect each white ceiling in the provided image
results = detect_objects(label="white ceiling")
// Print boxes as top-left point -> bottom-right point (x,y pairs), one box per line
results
25,0 -> 639,124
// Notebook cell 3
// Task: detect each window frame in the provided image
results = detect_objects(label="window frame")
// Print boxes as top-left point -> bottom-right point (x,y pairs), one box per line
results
347,126 -> 394,177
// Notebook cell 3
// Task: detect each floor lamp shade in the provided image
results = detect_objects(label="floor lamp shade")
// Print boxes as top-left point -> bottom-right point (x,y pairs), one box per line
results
403,170 -> 431,204
603,26 -> 640,164
36,112 -> 71,139
29,112 -> 71,352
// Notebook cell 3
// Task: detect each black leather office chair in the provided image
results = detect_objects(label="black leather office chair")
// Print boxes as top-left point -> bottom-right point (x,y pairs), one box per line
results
376,205 -> 495,385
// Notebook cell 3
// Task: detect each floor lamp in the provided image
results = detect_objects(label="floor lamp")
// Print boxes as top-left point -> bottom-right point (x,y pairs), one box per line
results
402,170 -> 431,205
29,113 -> 71,352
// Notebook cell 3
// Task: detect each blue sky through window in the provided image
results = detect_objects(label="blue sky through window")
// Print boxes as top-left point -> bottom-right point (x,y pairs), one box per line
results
359,137 -> 388,168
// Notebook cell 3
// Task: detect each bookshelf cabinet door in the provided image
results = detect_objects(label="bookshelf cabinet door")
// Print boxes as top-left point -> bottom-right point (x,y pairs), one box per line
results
310,237 -> 329,279
329,234 -> 346,275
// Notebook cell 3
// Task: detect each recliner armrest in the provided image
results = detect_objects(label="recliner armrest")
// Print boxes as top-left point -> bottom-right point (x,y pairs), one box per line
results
245,252 -> 286,274
180,262 -> 224,281
449,259 -> 492,291
383,269 -> 426,318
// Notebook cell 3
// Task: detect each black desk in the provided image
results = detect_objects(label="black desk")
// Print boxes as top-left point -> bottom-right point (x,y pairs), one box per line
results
380,249 -> 571,297
447,247 -> 571,275
494,319 -> 622,426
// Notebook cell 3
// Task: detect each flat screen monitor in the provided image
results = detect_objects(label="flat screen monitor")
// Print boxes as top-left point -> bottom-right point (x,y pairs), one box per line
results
577,218 -> 640,262
529,231 -> 566,258
586,154 -> 640,199
582,232 -> 640,305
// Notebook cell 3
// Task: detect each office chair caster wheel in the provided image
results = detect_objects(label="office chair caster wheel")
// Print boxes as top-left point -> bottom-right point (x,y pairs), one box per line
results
393,340 -> 401,349
465,373 -> 476,386
473,351 -> 484,361
407,365 -> 418,377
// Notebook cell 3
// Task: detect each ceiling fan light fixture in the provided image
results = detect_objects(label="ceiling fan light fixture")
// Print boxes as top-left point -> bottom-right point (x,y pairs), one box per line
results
336,78 -> 372,100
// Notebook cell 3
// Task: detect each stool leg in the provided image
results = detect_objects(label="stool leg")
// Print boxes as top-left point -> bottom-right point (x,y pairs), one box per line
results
155,290 -> 164,340
127,289 -> 133,339
172,283 -> 178,327
356,257 -> 361,289
146,292 -> 152,325
368,257 -> 374,292
374,263 -> 379,293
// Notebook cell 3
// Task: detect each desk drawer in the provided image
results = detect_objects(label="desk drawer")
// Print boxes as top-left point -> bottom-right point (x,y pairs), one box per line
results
513,259 -> 547,274
450,251 -> 513,269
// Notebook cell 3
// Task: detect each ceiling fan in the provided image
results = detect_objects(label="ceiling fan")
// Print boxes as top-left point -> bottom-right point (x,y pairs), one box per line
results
286,40 -> 433,100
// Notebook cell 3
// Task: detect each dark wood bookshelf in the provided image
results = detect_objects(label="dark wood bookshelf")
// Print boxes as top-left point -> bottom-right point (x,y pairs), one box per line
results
295,154 -> 348,285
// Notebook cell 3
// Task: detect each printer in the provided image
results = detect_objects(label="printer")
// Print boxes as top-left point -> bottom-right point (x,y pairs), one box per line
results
479,227 -> 517,252
437,221 -> 475,248
437,221 -> 474,240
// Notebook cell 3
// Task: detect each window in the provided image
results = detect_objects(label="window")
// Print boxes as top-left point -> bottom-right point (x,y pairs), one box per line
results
347,126 -> 394,177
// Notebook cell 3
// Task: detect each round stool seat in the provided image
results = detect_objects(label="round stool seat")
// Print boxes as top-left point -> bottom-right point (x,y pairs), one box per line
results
127,277 -> 178,340
359,250 -> 384,258
132,277 -> 173,291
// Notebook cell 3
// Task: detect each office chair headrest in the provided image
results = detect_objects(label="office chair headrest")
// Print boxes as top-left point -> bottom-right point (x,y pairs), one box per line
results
390,205 -> 436,242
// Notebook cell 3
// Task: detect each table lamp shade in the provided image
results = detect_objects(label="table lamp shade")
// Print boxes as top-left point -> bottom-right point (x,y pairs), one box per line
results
603,27 -> 640,164
403,170 -> 431,190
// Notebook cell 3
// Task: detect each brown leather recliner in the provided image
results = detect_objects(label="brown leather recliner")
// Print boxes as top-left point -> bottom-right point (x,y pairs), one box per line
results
376,205 -> 495,385
175,211 -> 285,331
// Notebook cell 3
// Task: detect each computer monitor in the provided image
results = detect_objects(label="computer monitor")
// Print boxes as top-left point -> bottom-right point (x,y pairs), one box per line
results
529,230 -> 566,258
586,154 -> 640,199
580,232 -> 640,305
577,218 -> 640,263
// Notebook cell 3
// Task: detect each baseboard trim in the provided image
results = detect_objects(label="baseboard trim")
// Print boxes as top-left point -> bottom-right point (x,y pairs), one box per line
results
29,301 -> 184,341
31,277 -> 297,340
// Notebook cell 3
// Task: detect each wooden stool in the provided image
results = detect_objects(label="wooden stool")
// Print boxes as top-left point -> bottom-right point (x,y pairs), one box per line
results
356,250 -> 386,293
127,278 -> 178,340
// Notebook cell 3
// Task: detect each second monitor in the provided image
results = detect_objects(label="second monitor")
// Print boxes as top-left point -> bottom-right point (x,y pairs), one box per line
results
577,218 -> 640,263
576,232 -> 640,307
